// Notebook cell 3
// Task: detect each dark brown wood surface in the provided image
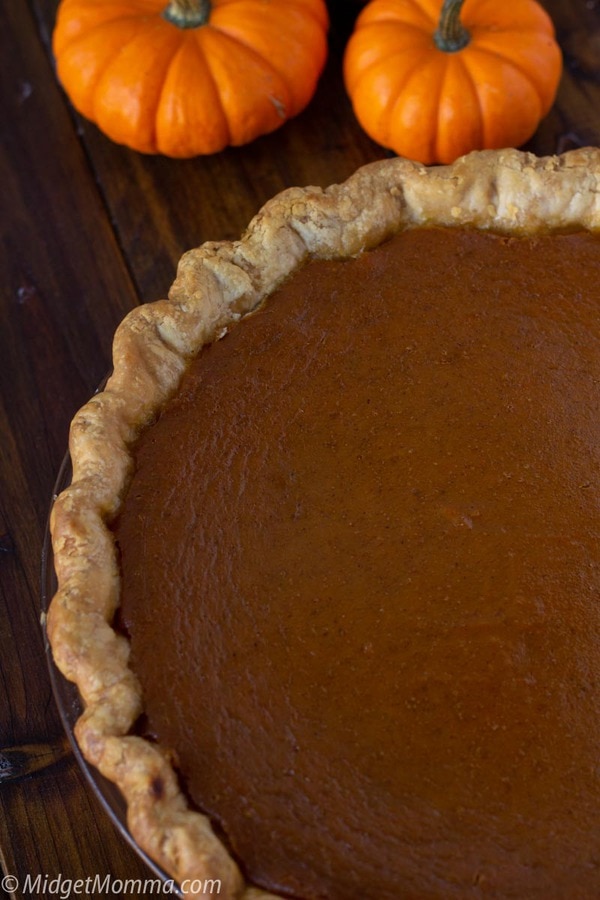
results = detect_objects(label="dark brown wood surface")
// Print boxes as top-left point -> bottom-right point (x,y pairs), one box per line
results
1,0 -> 599,896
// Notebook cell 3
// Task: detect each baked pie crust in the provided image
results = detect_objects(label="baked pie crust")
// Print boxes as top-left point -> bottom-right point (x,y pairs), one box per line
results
47,148 -> 600,898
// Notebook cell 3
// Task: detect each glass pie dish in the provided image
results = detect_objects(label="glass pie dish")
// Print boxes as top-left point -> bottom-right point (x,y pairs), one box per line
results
41,448 -> 184,898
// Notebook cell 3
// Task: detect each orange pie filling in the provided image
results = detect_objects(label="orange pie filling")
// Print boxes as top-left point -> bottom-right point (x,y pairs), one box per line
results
115,227 -> 600,898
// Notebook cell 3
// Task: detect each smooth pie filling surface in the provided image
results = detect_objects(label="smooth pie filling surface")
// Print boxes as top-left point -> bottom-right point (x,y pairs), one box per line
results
116,227 -> 600,898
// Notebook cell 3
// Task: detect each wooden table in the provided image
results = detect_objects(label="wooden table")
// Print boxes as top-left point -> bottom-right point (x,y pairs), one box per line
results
1,1 -> 599,896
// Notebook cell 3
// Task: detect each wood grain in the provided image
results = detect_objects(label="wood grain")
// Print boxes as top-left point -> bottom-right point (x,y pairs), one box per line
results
1,0 -> 599,895
526,0 -> 600,154
0,0 -> 159,892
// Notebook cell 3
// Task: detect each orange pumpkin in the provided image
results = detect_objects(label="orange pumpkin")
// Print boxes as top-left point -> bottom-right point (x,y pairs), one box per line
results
343,0 -> 562,164
53,0 -> 329,157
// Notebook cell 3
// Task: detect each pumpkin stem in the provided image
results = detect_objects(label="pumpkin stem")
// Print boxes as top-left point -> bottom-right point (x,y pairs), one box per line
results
163,0 -> 211,29
434,0 -> 470,53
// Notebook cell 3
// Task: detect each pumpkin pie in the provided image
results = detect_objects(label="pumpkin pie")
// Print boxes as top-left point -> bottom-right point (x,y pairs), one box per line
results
48,148 -> 600,899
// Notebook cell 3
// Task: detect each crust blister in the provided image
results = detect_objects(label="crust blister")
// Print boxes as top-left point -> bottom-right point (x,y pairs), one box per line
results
48,147 -> 600,899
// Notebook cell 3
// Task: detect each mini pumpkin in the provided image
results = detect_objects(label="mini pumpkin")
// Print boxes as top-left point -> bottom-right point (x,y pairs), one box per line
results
343,0 -> 562,165
53,0 -> 329,157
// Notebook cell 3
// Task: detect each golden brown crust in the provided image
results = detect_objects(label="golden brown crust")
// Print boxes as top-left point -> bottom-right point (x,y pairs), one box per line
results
47,148 -> 600,898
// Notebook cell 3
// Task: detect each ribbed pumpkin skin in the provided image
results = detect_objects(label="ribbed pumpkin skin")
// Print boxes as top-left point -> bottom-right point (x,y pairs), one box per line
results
343,0 -> 562,165
53,0 -> 329,157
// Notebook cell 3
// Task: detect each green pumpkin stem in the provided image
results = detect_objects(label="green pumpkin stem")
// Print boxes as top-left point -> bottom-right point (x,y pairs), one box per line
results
434,0 -> 470,52
163,0 -> 211,29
